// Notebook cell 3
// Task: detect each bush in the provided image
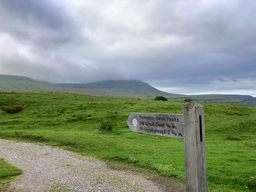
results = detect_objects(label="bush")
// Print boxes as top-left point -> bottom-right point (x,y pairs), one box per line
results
154,96 -> 168,101
184,98 -> 192,102
98,122 -> 113,133
2,105 -> 25,114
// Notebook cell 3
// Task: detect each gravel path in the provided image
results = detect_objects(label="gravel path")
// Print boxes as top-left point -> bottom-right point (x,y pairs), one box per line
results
0,139 -> 163,192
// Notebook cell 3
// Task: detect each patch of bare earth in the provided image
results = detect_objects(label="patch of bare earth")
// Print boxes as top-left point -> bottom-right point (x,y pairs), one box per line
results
0,139 -> 185,192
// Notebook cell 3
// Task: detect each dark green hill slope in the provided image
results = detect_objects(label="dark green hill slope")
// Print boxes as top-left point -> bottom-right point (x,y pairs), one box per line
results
55,80 -> 176,97
0,75 -> 56,92
0,75 -> 174,97
0,75 -> 105,95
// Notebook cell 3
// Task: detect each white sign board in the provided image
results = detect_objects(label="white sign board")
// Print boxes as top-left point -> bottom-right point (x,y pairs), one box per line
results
127,113 -> 184,138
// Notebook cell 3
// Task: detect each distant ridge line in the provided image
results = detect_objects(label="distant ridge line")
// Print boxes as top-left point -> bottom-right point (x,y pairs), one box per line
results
0,74 -> 255,106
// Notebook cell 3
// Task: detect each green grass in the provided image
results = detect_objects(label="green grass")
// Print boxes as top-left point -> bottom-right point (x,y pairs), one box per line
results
0,92 -> 255,192
0,158 -> 22,191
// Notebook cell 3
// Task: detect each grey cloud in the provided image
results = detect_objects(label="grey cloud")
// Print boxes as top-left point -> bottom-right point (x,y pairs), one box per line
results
0,0 -> 256,95
0,0 -> 66,29
0,0 -> 81,48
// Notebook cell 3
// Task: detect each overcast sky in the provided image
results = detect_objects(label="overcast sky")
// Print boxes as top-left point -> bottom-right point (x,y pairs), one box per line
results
0,0 -> 255,96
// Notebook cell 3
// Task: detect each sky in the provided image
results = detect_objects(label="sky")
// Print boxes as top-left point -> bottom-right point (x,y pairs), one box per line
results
0,0 -> 255,96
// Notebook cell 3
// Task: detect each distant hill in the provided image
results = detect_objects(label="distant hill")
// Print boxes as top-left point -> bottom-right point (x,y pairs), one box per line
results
55,80 -> 176,97
0,75 -> 175,97
0,75 -> 56,92
168,94 -> 256,106
0,74 -> 255,106
0,75 -> 105,95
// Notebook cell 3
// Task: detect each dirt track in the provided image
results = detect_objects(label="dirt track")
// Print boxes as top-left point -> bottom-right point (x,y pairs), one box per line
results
0,139 -> 186,192
0,139 -> 164,192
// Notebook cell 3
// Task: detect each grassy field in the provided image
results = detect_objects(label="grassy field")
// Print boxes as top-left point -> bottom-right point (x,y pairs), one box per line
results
0,158 -> 22,191
0,92 -> 255,192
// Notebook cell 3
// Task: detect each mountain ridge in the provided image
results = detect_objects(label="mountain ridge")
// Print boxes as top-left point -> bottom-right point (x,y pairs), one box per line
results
55,80 -> 178,97
0,74 -> 175,97
0,74 -> 255,106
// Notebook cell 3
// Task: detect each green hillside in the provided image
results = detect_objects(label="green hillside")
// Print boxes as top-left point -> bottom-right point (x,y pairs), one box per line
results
0,75 -> 56,92
0,75 -> 107,96
0,75 -> 174,97
0,92 -> 255,192
55,80 -> 176,97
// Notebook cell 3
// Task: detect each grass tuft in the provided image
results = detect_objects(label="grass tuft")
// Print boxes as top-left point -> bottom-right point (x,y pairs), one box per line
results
247,176 -> 256,191
98,122 -> 113,133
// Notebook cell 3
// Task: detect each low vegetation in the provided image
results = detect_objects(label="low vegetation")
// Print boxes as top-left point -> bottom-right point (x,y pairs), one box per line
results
0,158 -> 22,191
184,98 -> 192,102
0,92 -> 255,192
98,122 -> 113,133
2,105 -> 25,114
154,96 -> 168,101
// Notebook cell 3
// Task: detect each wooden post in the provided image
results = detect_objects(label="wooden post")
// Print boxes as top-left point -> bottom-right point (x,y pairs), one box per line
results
183,102 -> 208,192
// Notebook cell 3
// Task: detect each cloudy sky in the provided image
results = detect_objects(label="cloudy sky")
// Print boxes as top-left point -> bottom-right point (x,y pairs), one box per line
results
0,0 -> 255,96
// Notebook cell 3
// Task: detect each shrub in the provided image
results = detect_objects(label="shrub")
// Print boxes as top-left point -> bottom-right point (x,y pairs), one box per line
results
2,105 -> 25,114
154,96 -> 168,101
98,122 -> 113,133
184,98 -> 192,102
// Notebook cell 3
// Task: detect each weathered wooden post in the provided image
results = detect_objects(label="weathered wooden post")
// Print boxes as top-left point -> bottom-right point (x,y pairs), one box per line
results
183,102 -> 208,192
127,102 -> 207,192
